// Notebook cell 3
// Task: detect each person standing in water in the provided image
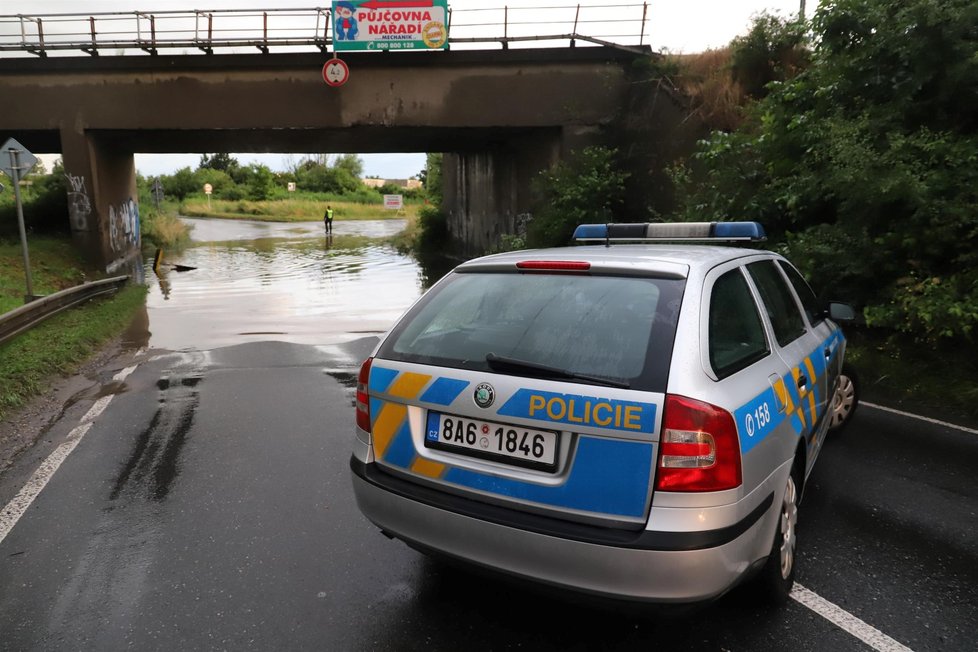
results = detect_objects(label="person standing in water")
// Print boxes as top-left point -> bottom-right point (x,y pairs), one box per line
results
324,205 -> 334,234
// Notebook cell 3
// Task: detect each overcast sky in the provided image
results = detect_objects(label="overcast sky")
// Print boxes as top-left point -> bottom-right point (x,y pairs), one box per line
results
7,1 -> 816,177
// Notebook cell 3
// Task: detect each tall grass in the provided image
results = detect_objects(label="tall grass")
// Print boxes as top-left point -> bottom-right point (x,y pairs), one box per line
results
672,48 -> 747,131
141,204 -> 192,248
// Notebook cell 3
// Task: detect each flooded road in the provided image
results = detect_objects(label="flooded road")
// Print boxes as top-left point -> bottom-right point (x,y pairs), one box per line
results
140,217 -> 425,351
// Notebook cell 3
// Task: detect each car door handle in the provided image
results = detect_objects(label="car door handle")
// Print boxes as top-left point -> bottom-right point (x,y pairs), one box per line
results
797,374 -> 808,390
824,347 -> 832,360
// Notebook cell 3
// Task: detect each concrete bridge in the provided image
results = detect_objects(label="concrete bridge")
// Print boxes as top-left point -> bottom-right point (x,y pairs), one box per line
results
0,46 -> 694,269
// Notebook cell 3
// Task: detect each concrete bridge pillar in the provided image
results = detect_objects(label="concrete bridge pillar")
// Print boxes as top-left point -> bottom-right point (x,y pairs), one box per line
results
443,127 -> 605,258
60,129 -> 141,272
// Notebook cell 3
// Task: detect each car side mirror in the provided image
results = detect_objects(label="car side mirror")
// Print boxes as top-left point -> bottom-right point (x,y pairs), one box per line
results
827,302 -> 856,323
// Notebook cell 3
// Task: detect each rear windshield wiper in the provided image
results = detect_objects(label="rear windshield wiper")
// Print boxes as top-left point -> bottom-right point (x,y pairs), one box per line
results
485,353 -> 631,389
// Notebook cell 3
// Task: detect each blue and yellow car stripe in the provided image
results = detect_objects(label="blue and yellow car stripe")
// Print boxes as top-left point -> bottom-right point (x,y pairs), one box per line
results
367,365 -> 656,518
734,329 -> 845,454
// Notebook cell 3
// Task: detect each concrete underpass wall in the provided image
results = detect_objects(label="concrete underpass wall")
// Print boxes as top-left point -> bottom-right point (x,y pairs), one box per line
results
444,151 -> 514,258
443,129 -> 584,259
60,130 -> 140,271
441,83 -> 701,259
91,137 -> 140,272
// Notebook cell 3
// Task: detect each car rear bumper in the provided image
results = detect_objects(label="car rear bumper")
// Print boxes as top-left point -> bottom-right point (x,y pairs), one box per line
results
351,457 -> 776,603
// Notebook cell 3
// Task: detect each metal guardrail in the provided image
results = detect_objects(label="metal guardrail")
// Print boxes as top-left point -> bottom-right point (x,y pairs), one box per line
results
0,276 -> 129,347
0,4 -> 650,57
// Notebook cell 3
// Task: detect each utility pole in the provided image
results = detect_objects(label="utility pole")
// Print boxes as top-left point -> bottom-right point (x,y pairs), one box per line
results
800,0 -> 807,20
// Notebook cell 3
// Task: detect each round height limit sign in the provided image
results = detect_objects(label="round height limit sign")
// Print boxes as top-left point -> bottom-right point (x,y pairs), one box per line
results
322,58 -> 350,87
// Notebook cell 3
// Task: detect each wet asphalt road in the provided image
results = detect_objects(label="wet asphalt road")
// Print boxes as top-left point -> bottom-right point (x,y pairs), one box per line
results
0,338 -> 975,651
1,220 -> 976,650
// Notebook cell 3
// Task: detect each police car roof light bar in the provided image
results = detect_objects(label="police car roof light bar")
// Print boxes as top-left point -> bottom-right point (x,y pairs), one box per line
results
573,222 -> 766,243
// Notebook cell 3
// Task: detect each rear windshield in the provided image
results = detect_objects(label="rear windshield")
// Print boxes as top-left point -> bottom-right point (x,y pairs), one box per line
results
378,271 -> 685,392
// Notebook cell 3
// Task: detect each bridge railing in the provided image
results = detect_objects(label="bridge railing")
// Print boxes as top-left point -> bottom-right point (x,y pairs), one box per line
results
0,4 -> 649,57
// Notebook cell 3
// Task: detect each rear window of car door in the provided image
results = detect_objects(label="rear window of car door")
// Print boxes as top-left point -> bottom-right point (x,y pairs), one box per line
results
778,261 -> 823,326
747,260 -> 807,347
709,268 -> 770,378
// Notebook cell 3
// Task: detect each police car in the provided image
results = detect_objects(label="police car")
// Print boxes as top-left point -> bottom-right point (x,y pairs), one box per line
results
350,222 -> 856,604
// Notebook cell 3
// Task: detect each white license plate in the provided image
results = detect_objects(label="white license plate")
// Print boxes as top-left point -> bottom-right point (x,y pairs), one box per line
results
424,411 -> 558,471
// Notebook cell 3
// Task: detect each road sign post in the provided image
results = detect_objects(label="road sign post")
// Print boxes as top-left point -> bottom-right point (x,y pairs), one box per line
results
151,178 -> 164,210
2,138 -> 38,302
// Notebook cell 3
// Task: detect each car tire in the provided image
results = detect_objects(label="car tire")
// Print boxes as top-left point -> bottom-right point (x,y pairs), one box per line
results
754,466 -> 800,605
828,363 -> 859,433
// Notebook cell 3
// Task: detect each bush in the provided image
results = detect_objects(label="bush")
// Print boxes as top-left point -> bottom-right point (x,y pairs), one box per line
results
526,146 -> 629,248
729,12 -> 809,99
672,0 -> 978,344
419,153 -> 442,203
162,167 -> 198,201
0,163 -> 69,236
244,164 -> 275,201
415,204 -> 448,253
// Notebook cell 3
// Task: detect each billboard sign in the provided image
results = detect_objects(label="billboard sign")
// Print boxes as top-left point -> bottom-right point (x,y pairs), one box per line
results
332,0 -> 449,51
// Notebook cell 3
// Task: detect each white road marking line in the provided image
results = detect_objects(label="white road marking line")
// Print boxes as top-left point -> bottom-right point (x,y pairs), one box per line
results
81,395 -> 113,423
791,583 -> 914,652
0,362 -> 141,546
114,364 -> 138,383
0,422 -> 92,544
863,402 -> 978,435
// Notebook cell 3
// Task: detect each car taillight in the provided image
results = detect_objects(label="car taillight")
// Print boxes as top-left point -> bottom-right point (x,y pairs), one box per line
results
356,357 -> 373,433
655,394 -> 742,492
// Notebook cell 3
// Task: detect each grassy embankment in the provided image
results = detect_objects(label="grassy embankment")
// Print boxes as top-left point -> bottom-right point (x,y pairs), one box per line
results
179,198 -> 420,222
0,238 -> 147,421
844,331 -> 978,424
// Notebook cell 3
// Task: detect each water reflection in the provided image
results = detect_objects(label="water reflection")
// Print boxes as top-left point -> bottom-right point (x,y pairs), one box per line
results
143,217 -> 426,351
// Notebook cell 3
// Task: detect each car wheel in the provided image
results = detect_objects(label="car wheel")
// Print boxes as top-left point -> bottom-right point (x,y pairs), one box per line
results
754,468 -> 799,604
828,363 -> 859,433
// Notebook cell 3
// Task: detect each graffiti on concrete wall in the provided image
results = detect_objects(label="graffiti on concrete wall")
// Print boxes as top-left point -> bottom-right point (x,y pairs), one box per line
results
65,173 -> 91,231
109,198 -> 140,253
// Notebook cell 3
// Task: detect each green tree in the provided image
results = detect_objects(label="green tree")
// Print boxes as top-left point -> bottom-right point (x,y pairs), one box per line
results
673,0 -> 978,343
420,153 -> 442,203
198,153 -> 240,174
0,160 -> 68,235
244,164 -> 275,201
729,12 -> 809,99
332,154 -> 364,179
194,167 -> 233,196
527,146 -> 628,248
162,167 -> 198,201
295,159 -> 359,194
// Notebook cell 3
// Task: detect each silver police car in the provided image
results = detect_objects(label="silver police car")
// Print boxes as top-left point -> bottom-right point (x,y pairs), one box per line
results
350,222 -> 856,604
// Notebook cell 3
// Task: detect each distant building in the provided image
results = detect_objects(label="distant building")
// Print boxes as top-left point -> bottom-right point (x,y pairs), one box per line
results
361,178 -> 422,190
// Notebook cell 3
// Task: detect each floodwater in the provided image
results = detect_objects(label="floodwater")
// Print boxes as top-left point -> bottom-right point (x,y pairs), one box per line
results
132,217 -> 428,351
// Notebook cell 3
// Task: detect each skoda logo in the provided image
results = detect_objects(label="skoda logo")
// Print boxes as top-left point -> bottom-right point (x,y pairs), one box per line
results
474,383 -> 495,409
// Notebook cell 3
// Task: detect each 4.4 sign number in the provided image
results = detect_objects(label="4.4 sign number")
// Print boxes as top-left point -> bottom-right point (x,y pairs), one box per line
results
322,58 -> 350,87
